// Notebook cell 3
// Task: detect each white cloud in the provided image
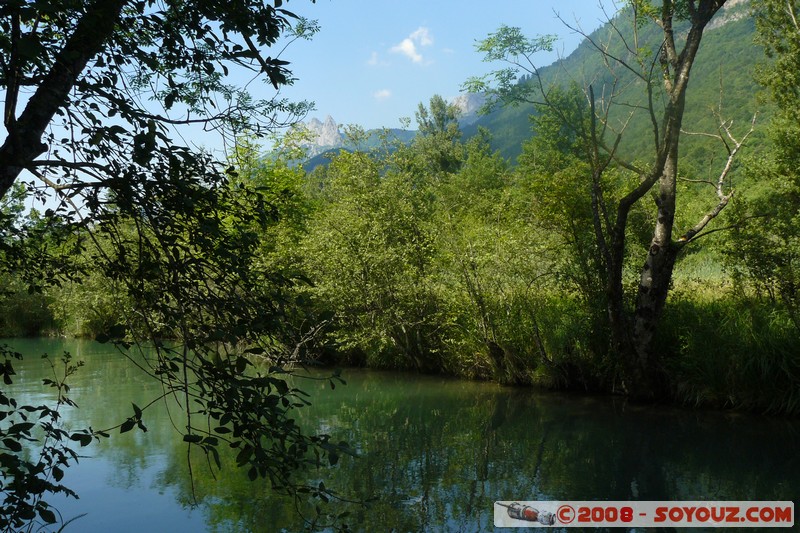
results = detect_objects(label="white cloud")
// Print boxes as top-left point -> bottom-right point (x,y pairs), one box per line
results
367,51 -> 389,67
410,27 -> 433,46
391,26 -> 433,64
391,39 -> 422,63
373,89 -> 392,102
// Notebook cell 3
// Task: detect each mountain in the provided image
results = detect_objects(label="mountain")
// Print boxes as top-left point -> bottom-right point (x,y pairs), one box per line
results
295,113 -> 417,153
296,115 -> 344,157
296,3 -> 761,171
451,93 -> 486,126
463,0 -> 762,163
299,127 -> 418,172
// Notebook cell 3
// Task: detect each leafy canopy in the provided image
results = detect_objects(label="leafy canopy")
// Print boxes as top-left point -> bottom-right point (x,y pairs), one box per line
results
0,1 -> 366,531
0,0 -> 318,203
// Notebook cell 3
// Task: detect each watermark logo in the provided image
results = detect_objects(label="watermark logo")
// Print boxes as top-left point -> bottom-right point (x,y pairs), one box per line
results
494,501 -> 795,528
495,502 -> 555,525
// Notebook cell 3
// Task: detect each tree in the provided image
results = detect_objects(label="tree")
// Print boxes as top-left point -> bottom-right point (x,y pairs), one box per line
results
412,94 -> 464,175
515,84 -> 607,306
465,1 -> 755,396
728,0 -> 800,326
0,1 -> 353,529
434,131 -> 556,384
0,0 -> 318,198
301,96 -> 470,373
302,147 -> 445,371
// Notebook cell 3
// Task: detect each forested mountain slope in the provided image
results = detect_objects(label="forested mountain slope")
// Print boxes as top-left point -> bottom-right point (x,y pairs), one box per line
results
465,2 -> 763,164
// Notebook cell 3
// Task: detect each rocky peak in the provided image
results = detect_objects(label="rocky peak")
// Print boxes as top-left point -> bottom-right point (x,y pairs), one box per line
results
297,115 -> 344,156
707,0 -> 750,32
451,93 -> 486,126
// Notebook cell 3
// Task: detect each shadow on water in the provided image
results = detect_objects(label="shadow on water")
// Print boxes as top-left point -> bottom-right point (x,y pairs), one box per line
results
4,338 -> 798,532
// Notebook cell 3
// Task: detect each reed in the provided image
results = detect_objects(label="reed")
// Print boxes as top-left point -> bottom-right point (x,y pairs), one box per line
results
658,296 -> 800,415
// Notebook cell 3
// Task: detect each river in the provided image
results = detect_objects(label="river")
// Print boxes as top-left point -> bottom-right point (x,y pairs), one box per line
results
2,338 -> 798,532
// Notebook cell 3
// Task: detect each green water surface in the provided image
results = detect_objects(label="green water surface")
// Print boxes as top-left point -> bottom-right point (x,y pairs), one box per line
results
3,338 -> 797,532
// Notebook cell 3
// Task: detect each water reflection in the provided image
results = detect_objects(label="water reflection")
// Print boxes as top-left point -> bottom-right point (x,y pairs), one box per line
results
4,338 -> 798,532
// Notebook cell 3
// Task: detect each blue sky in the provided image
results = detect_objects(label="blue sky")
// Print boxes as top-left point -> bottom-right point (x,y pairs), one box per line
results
272,1 -> 618,130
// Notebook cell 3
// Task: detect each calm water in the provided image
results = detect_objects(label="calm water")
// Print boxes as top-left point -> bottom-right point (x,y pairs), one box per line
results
2,338 -> 798,532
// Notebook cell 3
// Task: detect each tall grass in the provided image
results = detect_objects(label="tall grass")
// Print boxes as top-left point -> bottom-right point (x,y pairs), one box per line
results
658,294 -> 800,415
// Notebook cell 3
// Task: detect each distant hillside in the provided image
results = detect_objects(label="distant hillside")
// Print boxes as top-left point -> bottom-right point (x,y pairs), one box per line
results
295,3 -> 762,171
464,0 -> 764,164
300,128 -> 417,172
302,147 -> 349,173
298,93 -> 484,170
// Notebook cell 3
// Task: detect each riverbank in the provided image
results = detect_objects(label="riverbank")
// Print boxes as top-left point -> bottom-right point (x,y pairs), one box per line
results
3,288 -> 799,418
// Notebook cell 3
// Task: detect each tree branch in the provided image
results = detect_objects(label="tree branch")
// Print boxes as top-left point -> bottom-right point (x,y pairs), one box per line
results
558,14 -> 650,84
678,112 -> 756,244
0,0 -> 127,199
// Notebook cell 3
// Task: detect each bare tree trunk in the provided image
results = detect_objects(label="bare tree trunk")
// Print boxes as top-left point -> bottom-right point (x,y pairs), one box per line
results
627,0 -> 727,396
630,105 -> 683,394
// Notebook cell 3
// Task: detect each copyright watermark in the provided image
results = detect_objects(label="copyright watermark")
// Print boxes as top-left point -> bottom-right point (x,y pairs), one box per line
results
494,501 -> 795,528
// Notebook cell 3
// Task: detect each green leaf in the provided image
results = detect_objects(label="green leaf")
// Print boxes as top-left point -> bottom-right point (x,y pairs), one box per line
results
69,432 -> 93,447
236,445 -> 253,466
38,507 -> 56,524
209,446 -> 221,470
16,35 -> 43,62
2,438 -> 22,452
244,346 -> 265,355
9,422 -> 35,434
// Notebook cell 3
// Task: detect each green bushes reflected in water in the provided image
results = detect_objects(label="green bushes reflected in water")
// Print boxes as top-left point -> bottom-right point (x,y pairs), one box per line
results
6,339 -> 799,532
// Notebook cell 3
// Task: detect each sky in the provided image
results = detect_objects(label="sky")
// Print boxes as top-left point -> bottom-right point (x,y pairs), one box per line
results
270,0 -> 619,130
